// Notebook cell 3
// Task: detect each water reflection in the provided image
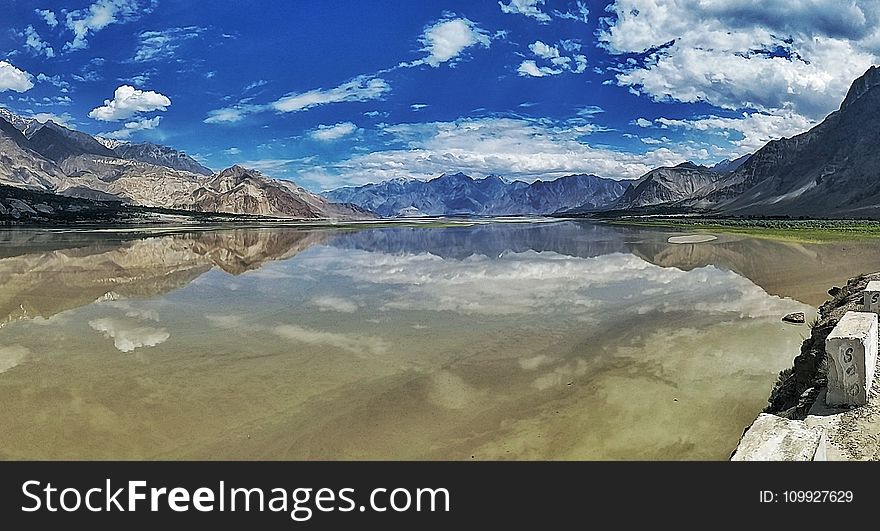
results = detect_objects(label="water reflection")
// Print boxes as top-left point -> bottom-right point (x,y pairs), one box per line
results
0,221 -> 874,460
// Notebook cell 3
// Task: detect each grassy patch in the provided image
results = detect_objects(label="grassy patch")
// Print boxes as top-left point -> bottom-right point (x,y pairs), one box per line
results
607,218 -> 880,242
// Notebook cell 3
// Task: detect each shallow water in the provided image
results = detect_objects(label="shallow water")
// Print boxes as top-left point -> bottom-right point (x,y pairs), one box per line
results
0,220 -> 873,460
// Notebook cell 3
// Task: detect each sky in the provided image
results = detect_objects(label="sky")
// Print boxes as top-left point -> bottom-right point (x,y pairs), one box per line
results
1,0 -> 879,192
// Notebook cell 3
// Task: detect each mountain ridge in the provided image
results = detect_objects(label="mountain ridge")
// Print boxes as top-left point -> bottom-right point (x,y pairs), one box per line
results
327,172 -> 628,217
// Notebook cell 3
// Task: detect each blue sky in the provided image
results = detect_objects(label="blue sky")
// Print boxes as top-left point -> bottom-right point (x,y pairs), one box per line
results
2,1 -> 878,191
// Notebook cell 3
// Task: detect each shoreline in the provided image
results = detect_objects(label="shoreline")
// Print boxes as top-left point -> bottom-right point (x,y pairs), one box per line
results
736,271 -> 880,460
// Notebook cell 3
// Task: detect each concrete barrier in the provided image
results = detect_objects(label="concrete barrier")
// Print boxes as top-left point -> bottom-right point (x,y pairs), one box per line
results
731,413 -> 827,461
825,311 -> 878,407
865,281 -> 880,314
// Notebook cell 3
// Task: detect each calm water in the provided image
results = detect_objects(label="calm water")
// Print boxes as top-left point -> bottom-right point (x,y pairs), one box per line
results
1,220 -> 875,460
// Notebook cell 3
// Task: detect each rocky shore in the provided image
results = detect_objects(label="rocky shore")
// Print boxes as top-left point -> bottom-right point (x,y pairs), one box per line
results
737,272 -> 880,460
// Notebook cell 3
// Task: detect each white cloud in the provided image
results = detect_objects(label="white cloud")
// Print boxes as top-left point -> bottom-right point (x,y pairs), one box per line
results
204,105 -> 258,124
272,76 -> 390,113
0,345 -> 29,374
36,9 -> 58,28
529,41 -> 559,59
499,0 -> 551,22
517,60 -> 562,77
311,122 -> 358,141
223,147 -> 241,155
311,295 -> 358,313
64,0 -> 146,51
520,41 -> 587,77
413,17 -> 492,67
0,61 -> 35,93
101,116 -> 161,139
88,85 -> 171,121
36,73 -> 69,90
133,26 -> 206,62
29,112 -> 75,127
244,79 -> 268,92
24,25 -> 55,58
553,1 -> 589,23
89,317 -> 170,352
410,103 -> 429,110
303,116 -> 711,187
272,324 -> 388,356
634,118 -> 652,128
600,0 -> 880,125
656,111 -> 816,153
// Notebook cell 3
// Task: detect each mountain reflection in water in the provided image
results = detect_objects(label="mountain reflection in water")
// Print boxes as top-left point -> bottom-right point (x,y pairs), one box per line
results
0,221 -> 873,460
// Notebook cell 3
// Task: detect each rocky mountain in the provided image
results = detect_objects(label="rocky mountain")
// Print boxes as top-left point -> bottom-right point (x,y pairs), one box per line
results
607,66 -> 880,217
28,120 -> 118,163
710,154 -> 751,173
326,172 -> 627,217
110,142 -> 213,176
0,119 -> 67,191
611,162 -> 723,209
697,65 -> 880,216
182,165 -> 369,218
0,110 -> 366,220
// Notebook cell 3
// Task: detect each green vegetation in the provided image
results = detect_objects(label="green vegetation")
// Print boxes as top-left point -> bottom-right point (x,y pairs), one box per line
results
608,217 -> 880,242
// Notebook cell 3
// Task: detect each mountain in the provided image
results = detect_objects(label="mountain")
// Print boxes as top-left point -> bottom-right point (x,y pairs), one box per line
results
710,154 -> 751,173
27,120 -> 118,163
0,119 -> 67,191
0,110 -> 366,220
326,172 -> 627,216
611,162 -> 723,209
110,142 -> 213,176
181,165 -> 369,218
696,65 -> 880,216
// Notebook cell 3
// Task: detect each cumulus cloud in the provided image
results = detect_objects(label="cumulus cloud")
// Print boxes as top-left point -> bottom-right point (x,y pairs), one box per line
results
408,17 -> 492,67
299,116 -> 712,187
529,40 -> 560,59
634,118 -> 652,128
600,0 -> 880,124
0,61 -> 35,93
89,317 -> 170,352
28,112 -> 75,127
656,111 -> 816,153
23,25 -> 55,58
133,26 -> 206,62
305,245 -> 806,322
88,85 -> 171,121
36,73 -> 69,90
36,9 -> 58,27
64,0 -> 147,51
311,122 -> 358,141
101,116 -> 161,139
518,40 -> 587,77
499,0 -> 551,22
517,60 -> 562,77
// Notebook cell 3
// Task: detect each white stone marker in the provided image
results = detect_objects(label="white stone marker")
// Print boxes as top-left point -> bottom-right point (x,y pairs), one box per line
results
825,311 -> 878,407
731,414 -> 827,461
864,281 -> 880,314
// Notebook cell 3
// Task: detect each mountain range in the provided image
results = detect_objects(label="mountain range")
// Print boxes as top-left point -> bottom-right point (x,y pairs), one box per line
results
5,65 -> 880,221
326,172 -> 628,217
0,109 -> 367,220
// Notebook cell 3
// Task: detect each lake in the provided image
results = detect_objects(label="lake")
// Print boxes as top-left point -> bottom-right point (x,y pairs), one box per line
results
0,219 -> 873,460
